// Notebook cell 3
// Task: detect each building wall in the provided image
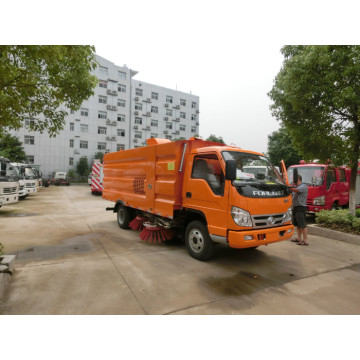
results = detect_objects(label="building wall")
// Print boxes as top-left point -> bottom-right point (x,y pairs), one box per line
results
8,54 -> 200,176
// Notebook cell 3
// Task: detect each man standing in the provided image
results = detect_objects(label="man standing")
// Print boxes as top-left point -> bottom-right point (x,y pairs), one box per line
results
290,175 -> 309,245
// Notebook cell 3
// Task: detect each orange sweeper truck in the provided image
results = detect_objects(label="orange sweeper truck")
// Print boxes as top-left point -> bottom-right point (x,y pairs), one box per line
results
103,137 -> 294,260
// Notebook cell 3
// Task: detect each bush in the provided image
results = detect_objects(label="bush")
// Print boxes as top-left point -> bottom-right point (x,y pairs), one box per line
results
0,242 -> 4,255
356,208 -> 360,218
315,209 -> 360,234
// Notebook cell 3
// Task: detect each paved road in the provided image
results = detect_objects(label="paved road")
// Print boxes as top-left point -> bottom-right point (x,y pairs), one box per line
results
1,185 -> 359,314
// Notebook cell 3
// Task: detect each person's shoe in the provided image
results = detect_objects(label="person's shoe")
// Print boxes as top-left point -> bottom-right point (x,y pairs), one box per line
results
297,241 -> 309,246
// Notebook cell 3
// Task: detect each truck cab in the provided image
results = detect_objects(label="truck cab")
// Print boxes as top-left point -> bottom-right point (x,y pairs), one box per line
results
0,157 -> 19,208
287,162 -> 351,212
12,163 -> 38,195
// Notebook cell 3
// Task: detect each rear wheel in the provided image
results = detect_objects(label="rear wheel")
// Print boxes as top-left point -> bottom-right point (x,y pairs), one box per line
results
185,220 -> 215,261
117,204 -> 134,229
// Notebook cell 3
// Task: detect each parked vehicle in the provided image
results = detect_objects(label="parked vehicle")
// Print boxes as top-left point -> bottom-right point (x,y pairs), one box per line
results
356,163 -> 360,208
51,171 -> 70,186
91,160 -> 103,194
103,137 -> 294,261
0,157 -> 19,208
11,163 -> 38,195
287,161 -> 351,212
11,163 -> 28,198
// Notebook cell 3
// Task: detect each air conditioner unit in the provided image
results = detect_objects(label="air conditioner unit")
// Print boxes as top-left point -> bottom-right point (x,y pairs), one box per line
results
196,122 -> 200,125
165,103 -> 169,107
164,116 -> 169,121
112,121 -> 117,125
134,111 -> 139,115
134,125 -> 138,129
106,120 -> 111,124
164,130 -> 168,134
111,136 -> 116,141
174,105 -> 180,109
74,150 -> 80,154
147,98 -> 151,102
135,97 -> 139,101
176,118 -> 180,121
106,136 -> 111,140
196,110 -> 200,114
133,139 -> 138,143
107,105 -> 112,110
146,126 -> 151,131
146,112 -> 151,116
175,130 -> 180,135
112,106 -> 117,110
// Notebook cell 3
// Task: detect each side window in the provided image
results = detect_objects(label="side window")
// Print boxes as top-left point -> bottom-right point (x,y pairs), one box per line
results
191,155 -> 224,195
326,169 -> 336,190
338,169 -> 346,183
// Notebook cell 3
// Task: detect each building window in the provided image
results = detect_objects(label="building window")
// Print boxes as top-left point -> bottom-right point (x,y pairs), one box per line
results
191,114 -> 196,121
135,103 -> 142,111
166,95 -> 173,103
118,84 -> 126,93
117,99 -> 126,107
99,66 -> 108,76
180,112 -> 186,119
24,135 -> 35,145
69,157 -> 74,166
24,118 -> 35,128
166,123 -> 172,129
151,119 -> 158,127
98,142 -> 106,151
80,124 -> 88,133
70,122 -> 74,131
117,114 -> 125,122
180,124 -> 186,131
150,133 -> 158,138
80,141 -> 88,149
70,139 -> 74,148
135,117 -> 142,125
151,106 -> 158,113
98,126 -> 107,135
99,95 -> 107,104
151,92 -> 158,100
135,88 -> 143,96
99,80 -> 107,88
165,135 -> 172,140
118,71 -> 126,80
117,129 -> 125,137
98,111 -> 107,119
26,155 -> 34,164
191,102 -> 197,109
191,126 -> 196,133
81,108 -> 88,116
117,144 -> 125,151
166,109 -> 172,116
134,131 -> 142,139
70,109 -> 75,114
180,99 -> 186,106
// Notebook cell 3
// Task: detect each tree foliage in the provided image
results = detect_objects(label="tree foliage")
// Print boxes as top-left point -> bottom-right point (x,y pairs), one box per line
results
268,45 -> 360,215
0,133 -> 27,162
76,156 -> 89,176
267,126 -> 303,168
94,151 -> 104,163
206,134 -> 225,144
0,45 -> 98,137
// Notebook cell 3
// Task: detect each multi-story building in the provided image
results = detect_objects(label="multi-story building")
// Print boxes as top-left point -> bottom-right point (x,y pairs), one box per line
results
9,54 -> 200,176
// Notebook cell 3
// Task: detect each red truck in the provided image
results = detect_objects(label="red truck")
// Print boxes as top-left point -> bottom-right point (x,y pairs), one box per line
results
287,161 -> 351,212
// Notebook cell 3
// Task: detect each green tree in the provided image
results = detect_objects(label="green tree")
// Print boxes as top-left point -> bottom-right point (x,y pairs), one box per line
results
206,134 -> 225,144
0,45 -> 98,137
268,45 -> 360,215
94,151 -> 104,163
0,133 -> 27,162
267,126 -> 303,168
76,156 -> 89,176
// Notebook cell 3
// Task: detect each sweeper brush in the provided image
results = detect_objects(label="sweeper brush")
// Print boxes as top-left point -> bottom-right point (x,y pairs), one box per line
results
139,223 -> 173,242
129,216 -> 146,231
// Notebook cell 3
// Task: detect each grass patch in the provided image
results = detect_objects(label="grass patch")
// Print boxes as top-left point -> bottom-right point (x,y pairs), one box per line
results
315,209 -> 360,235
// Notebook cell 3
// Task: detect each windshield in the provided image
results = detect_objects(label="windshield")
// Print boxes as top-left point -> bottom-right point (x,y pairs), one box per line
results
0,160 -> 17,182
222,151 -> 284,185
287,166 -> 325,186
24,167 -> 36,179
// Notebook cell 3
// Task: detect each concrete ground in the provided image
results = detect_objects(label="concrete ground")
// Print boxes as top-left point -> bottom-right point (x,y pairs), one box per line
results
0,185 -> 360,315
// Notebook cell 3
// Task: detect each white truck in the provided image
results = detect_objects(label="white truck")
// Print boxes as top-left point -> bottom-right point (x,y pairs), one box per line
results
0,157 -> 19,208
11,163 -> 38,195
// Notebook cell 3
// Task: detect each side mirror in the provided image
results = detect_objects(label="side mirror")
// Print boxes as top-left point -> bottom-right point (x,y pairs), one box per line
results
225,160 -> 237,180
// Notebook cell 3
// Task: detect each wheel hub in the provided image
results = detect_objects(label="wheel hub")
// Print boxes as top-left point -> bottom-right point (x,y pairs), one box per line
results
189,229 -> 204,253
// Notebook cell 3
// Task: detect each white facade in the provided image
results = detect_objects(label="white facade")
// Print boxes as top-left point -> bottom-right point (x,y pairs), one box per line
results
9,54 -> 200,176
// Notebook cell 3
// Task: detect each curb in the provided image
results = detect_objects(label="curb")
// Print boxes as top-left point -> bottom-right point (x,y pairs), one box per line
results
0,255 -> 16,299
308,224 -> 360,246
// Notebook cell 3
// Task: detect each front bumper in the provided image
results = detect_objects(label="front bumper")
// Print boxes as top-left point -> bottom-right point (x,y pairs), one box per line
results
228,224 -> 294,249
26,187 -> 37,194
0,194 -> 18,205
19,189 -> 28,197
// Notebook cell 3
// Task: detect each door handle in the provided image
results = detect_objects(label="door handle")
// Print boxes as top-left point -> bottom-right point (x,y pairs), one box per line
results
186,192 -> 192,198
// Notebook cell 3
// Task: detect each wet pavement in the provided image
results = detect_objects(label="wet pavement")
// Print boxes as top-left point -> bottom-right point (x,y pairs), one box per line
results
0,185 -> 360,315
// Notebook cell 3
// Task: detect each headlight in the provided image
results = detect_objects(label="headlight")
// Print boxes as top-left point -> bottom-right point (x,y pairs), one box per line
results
313,196 -> 325,206
283,207 -> 292,223
231,206 -> 253,227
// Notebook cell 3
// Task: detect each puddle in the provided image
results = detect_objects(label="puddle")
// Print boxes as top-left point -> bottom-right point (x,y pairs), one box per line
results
203,270 -> 297,297
10,233 -> 100,262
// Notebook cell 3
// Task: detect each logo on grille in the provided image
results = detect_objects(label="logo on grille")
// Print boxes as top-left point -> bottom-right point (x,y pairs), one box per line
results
267,216 -> 275,225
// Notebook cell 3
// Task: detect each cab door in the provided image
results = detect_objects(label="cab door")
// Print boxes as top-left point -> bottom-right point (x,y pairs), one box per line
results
325,168 -> 339,209
182,153 -> 228,237
337,168 -> 349,206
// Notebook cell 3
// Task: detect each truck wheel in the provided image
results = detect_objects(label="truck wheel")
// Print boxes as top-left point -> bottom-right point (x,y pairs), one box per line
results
117,204 -> 134,229
185,220 -> 215,261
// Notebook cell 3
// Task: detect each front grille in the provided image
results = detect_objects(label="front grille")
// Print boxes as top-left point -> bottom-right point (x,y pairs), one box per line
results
3,187 -> 17,194
20,185 -> 24,190
25,183 -> 36,187
306,200 -> 312,206
251,213 -> 287,229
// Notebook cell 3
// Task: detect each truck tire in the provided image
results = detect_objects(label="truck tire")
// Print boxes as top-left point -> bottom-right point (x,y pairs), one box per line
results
117,204 -> 134,229
185,220 -> 215,261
